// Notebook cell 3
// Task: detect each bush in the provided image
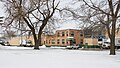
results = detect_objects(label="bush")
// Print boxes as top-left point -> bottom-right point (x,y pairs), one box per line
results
83,45 -> 101,48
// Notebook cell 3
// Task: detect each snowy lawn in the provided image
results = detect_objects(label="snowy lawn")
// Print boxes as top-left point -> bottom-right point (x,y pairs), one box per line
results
0,46 -> 120,68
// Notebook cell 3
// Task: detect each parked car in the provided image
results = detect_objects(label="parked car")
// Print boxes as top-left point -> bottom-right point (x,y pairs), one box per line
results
0,40 -> 10,46
20,40 -> 33,47
99,38 -> 120,49
0,40 -> 5,45
4,41 -> 10,46
66,44 -> 79,49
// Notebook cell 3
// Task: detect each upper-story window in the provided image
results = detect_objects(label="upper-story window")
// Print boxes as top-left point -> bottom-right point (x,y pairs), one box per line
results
57,32 -> 60,37
80,31 -> 83,34
70,32 -> 74,37
62,32 -> 65,37
66,31 -> 68,36
98,32 -> 102,35
80,31 -> 83,37
80,34 -> 83,37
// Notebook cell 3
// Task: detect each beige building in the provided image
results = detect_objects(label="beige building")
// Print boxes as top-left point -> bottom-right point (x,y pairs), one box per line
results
84,38 -> 98,45
84,29 -> 120,46
105,29 -> 120,38
8,34 -> 45,46
9,29 -> 120,46
8,35 -> 34,46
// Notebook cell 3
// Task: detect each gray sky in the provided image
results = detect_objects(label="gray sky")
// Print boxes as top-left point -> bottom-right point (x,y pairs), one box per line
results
0,2 -> 5,17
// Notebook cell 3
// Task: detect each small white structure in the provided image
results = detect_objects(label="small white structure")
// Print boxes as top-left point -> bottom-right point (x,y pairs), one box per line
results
20,39 -> 32,47
101,38 -> 120,49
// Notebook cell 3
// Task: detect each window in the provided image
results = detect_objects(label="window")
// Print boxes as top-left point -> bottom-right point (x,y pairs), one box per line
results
52,40 -> 55,44
57,39 -> 60,44
46,40 -> 48,44
80,34 -> 83,37
80,42 -> 83,44
49,40 -> 51,44
66,40 -> 68,44
80,39 -> 83,44
73,39 -> 76,44
118,40 -> 120,43
80,31 -> 83,37
66,31 -> 68,36
57,32 -> 60,37
98,39 -> 102,41
70,32 -> 74,37
80,31 -> 83,34
62,32 -> 65,36
98,32 -> 102,35
44,41 -> 45,44
62,39 -> 65,44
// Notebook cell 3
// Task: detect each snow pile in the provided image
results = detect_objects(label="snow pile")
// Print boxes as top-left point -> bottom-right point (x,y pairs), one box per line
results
39,45 -> 46,48
50,46 -> 66,49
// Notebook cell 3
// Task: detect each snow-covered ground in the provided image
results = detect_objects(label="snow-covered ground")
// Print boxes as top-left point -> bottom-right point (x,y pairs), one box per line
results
0,46 -> 120,68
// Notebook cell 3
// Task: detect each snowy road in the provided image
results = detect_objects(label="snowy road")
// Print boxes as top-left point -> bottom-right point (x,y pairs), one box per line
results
0,46 -> 120,68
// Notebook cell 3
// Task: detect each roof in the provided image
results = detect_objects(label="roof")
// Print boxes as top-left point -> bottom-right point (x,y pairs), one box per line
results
56,28 -> 82,32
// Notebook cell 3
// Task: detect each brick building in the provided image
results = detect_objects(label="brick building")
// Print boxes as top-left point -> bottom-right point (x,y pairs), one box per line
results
7,29 -> 84,46
44,29 -> 84,46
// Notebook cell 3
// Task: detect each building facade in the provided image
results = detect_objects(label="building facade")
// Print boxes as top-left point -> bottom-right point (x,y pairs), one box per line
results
8,34 -> 45,46
105,29 -> 120,38
84,29 -> 120,46
7,29 -> 84,46
44,29 -> 84,46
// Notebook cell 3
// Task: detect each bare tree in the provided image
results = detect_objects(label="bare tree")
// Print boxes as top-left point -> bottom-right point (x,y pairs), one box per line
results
2,0 -> 59,50
80,0 -> 120,55
60,0 -> 119,55
4,30 -> 16,38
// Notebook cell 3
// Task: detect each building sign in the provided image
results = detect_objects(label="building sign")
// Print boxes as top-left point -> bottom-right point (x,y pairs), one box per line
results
85,36 -> 106,39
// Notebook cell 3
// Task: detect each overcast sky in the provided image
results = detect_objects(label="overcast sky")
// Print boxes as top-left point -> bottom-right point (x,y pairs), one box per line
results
0,2 -> 5,17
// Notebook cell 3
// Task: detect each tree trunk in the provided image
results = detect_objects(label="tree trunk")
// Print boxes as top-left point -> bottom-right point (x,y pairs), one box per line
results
33,31 -> 42,50
109,18 -> 116,55
34,40 -> 40,50
38,35 -> 42,46
110,38 -> 116,55
32,30 -> 40,50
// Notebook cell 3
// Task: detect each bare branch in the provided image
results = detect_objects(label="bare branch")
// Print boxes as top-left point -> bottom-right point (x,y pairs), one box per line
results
83,0 -> 111,16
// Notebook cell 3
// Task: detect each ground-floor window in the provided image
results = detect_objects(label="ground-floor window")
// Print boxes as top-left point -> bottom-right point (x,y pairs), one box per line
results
52,40 -> 55,44
49,40 -> 51,44
80,39 -> 83,44
73,39 -> 76,44
62,39 -> 65,44
57,39 -> 60,44
46,40 -> 48,44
